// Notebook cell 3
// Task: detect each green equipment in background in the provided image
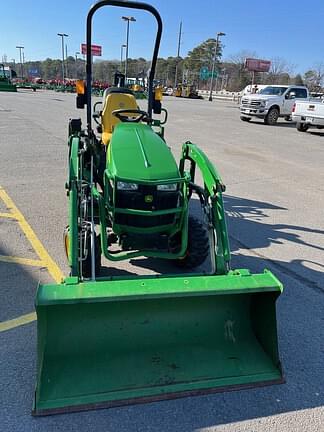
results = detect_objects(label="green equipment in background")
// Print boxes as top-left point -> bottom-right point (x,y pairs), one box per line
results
0,64 -> 17,92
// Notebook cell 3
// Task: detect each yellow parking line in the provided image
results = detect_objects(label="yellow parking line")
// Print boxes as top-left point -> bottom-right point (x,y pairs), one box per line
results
0,212 -> 17,219
0,255 -> 45,267
0,312 -> 37,332
0,187 -> 63,284
0,186 -> 64,333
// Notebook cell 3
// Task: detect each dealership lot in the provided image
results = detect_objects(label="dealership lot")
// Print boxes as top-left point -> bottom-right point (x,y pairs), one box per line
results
0,91 -> 323,431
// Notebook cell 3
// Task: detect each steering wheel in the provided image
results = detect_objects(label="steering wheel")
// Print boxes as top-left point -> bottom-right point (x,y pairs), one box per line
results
112,109 -> 149,123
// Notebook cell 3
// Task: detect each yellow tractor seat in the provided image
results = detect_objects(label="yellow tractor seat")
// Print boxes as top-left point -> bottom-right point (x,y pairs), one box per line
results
101,88 -> 138,145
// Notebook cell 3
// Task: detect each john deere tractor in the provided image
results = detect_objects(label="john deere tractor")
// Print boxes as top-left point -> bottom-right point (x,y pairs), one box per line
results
33,0 -> 284,416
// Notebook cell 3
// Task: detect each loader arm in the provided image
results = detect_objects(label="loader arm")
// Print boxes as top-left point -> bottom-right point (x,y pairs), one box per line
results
180,141 -> 231,274
67,136 -> 80,276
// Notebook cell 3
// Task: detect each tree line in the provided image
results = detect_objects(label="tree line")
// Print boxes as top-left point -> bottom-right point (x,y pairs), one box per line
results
5,39 -> 324,92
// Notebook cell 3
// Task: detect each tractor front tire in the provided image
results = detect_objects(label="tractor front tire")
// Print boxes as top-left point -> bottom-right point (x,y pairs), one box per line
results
174,216 -> 209,269
82,232 -> 101,278
63,227 -> 101,278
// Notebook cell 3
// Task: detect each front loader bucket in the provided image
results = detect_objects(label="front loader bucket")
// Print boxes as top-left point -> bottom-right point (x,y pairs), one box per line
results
33,270 -> 284,415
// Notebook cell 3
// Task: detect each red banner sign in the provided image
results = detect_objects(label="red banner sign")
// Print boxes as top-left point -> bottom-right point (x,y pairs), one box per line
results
245,58 -> 271,72
81,44 -> 102,56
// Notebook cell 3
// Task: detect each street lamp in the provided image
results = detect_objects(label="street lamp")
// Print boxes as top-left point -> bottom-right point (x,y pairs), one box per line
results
75,52 -> 80,78
57,33 -> 68,82
16,46 -> 24,79
122,16 -> 136,79
208,32 -> 225,102
120,44 -> 126,70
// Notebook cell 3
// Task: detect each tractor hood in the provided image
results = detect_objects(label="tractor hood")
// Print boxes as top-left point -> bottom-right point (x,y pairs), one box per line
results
108,123 -> 180,181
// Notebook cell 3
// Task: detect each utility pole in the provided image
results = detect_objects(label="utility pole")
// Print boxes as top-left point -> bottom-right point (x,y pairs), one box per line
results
57,33 -> 68,82
75,52 -> 80,78
120,44 -> 126,70
122,16 -> 136,79
174,21 -> 182,88
65,44 -> 68,78
16,46 -> 24,79
208,32 -> 225,102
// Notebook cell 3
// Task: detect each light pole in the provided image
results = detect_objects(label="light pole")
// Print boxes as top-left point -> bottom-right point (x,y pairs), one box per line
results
120,44 -> 126,71
208,32 -> 225,102
75,51 -> 80,78
16,46 -> 24,79
122,16 -> 136,79
57,33 -> 68,82
65,43 -> 69,77
174,21 -> 182,88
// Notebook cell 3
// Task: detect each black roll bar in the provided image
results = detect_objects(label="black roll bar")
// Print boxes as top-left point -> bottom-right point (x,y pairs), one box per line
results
86,0 -> 162,130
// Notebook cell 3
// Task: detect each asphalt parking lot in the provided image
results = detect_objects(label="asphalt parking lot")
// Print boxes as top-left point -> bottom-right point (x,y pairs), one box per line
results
0,90 -> 323,431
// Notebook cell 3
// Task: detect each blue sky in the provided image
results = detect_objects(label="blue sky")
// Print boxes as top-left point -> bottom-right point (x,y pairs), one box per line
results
1,0 -> 324,73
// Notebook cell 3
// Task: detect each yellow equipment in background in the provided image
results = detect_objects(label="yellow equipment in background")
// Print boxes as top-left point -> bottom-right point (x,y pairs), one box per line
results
174,83 -> 201,99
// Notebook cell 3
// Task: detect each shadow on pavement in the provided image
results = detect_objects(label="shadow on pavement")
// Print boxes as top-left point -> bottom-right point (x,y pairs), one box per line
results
225,195 -> 324,294
248,120 -> 295,128
309,131 -> 324,137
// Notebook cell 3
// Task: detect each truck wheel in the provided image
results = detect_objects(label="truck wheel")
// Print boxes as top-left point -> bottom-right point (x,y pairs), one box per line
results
240,115 -> 251,122
173,216 -> 209,269
264,107 -> 279,125
296,122 -> 309,132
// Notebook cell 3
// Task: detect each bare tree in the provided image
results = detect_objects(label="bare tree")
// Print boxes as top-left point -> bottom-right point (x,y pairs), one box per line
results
224,50 -> 258,91
303,63 -> 324,91
226,50 -> 258,66
313,62 -> 324,86
267,57 -> 296,84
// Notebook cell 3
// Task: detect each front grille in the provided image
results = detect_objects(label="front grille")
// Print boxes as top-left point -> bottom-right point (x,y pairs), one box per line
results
115,185 -> 179,228
241,98 -> 262,106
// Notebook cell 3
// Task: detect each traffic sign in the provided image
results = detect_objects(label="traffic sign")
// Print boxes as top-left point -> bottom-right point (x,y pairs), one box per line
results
209,70 -> 218,78
200,67 -> 218,80
200,66 -> 209,80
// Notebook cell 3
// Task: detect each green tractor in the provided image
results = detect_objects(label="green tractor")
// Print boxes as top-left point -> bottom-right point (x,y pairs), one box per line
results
33,0 -> 284,416
0,64 -> 17,92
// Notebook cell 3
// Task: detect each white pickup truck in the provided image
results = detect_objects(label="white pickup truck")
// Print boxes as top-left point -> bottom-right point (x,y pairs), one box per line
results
292,99 -> 324,132
240,85 -> 309,125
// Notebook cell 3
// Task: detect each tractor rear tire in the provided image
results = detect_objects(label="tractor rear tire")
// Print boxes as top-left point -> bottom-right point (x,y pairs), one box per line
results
174,216 -> 209,269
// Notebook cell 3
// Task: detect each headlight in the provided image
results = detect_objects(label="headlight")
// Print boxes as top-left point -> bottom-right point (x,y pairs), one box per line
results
157,183 -> 177,191
117,181 -> 138,191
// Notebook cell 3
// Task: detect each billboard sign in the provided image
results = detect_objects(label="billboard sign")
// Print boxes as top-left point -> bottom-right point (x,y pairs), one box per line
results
81,44 -> 102,56
28,68 -> 39,77
245,58 -> 271,72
